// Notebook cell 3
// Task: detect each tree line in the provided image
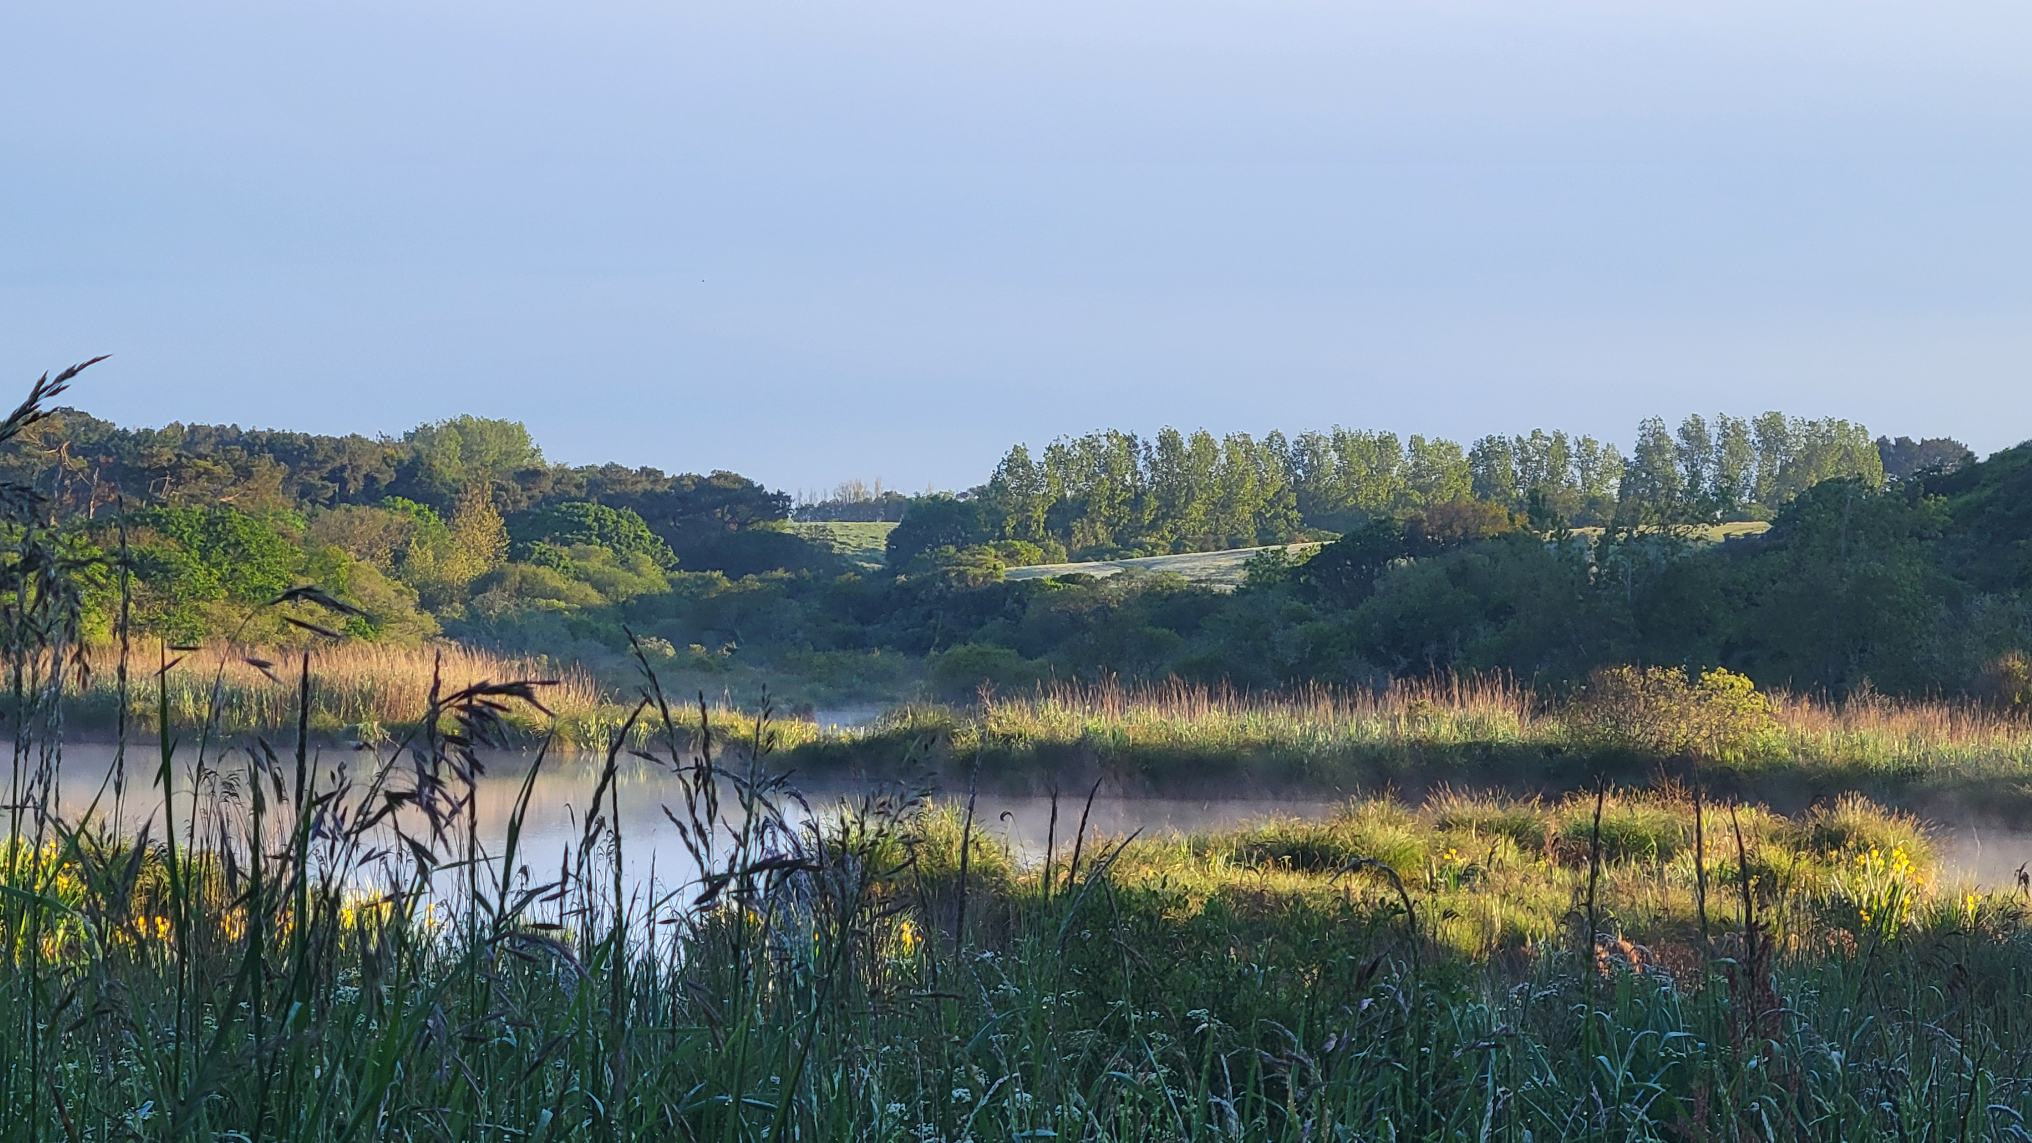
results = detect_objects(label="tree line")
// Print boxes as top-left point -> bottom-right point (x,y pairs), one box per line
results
0,380 -> 2002,712
880,414 -> 1964,570
0,405 -> 811,644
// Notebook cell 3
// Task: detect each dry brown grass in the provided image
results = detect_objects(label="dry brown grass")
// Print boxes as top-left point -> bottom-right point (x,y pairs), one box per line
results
988,673 -> 1540,735
63,639 -> 827,753
71,639 -> 612,744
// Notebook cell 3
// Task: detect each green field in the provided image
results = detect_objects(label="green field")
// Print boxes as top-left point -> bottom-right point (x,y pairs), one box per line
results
1002,542 -> 1321,587
1001,522 -> 1771,589
785,520 -> 898,567
1568,520 -> 1773,543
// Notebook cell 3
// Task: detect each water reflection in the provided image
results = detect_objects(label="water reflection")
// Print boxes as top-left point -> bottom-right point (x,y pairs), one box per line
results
23,742 -> 2032,893
27,743 -> 1337,898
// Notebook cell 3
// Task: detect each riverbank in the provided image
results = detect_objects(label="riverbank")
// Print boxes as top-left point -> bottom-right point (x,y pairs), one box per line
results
48,649 -> 2032,822
782,677 -> 2032,820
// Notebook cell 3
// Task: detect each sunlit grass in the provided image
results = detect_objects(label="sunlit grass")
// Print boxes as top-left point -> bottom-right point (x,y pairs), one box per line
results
827,676 -> 2032,805
59,638 -> 823,752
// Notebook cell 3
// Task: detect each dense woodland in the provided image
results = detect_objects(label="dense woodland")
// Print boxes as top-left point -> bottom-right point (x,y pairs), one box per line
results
2,396 -> 2018,707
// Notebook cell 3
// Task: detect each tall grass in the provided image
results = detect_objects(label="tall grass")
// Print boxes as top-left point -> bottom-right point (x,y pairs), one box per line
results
4,632 -> 2032,1137
67,638 -> 608,737
56,639 -> 820,753
809,676 -> 2032,808
48,642 -> 2032,804
1767,687 -> 2032,779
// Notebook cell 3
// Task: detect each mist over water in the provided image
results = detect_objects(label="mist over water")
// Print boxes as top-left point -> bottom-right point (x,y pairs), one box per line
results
27,742 -> 2032,894
1937,829 -> 2032,893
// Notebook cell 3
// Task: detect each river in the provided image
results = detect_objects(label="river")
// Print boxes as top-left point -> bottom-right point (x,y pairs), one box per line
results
16,742 -> 2032,894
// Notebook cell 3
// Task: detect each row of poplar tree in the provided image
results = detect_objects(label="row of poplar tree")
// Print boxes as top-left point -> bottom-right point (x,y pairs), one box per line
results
969,414 -> 1892,558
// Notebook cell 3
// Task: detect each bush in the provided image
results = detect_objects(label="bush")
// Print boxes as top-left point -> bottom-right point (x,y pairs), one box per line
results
926,642 -> 1048,701
1563,664 -> 1774,760
510,500 -> 675,568
885,495 -> 992,568
682,528 -> 842,578
1980,650 -> 2032,710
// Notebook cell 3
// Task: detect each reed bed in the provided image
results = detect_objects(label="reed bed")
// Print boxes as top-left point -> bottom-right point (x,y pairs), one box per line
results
982,674 -> 1541,749
71,639 -> 608,735
57,639 -> 822,753
819,677 -> 2032,807
5,640 -> 2032,1139
1767,689 -> 2032,780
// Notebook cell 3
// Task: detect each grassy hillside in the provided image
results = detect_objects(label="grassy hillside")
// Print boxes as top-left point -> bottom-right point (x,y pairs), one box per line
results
1567,520 -> 1772,543
1002,542 -> 1322,587
998,524 -> 1769,589
784,520 -> 897,568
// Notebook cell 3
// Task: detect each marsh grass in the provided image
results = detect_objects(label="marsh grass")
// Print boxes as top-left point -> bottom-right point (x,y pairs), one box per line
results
1103,787 -> 1942,961
6,643 -> 2032,1139
54,639 -> 819,753
808,676 -> 2032,810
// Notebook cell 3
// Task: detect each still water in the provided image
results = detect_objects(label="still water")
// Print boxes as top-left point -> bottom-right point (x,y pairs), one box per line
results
21,743 -> 2032,893
24,743 -> 1338,900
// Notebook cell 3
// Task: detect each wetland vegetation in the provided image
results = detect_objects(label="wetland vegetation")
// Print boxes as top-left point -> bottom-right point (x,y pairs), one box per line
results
2,359 -> 2031,1138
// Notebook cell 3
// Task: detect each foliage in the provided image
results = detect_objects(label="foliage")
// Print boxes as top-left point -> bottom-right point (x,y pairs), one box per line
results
509,499 -> 675,568
117,506 -> 305,640
1925,440 -> 2032,594
1729,478 -> 1948,695
0,392 -> 2028,1142
885,493 -> 994,568
1878,434 -> 1973,480
401,413 -> 545,504
1981,650 -> 2032,709
977,428 -> 1301,558
925,640 -> 1050,699
1565,665 -> 1776,761
1,360 -> 2022,716
388,485 -> 508,611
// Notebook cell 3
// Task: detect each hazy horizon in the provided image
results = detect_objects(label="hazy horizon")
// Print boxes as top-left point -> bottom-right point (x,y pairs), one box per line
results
7,1 -> 2030,492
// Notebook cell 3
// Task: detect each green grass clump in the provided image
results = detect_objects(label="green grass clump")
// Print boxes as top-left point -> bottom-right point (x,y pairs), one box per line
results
1789,791 -> 1936,865
1220,800 -> 1429,875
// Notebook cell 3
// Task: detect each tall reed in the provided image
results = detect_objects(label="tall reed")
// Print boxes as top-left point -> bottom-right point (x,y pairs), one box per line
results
829,675 -> 2032,804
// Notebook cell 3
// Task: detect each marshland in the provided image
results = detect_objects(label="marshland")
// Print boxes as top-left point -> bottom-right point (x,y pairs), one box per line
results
5,360 -> 2032,1140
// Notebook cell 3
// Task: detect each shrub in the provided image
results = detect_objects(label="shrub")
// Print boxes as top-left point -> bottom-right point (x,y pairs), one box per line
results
1563,664 -> 1774,760
1980,650 -> 2032,710
509,500 -> 676,568
926,642 -> 1048,701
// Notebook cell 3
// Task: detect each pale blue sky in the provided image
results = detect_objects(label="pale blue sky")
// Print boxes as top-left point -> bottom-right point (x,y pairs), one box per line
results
4,1 -> 2029,493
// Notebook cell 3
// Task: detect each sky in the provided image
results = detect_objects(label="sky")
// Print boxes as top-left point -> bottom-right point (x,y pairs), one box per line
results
4,0 -> 2030,495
